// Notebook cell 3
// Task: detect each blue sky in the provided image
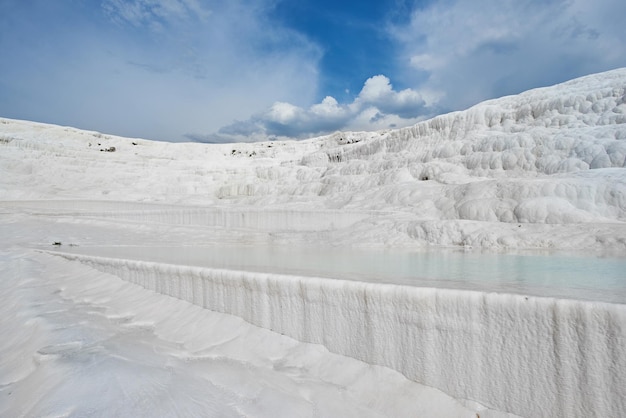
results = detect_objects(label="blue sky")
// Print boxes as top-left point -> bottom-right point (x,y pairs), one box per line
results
1,0 -> 625,142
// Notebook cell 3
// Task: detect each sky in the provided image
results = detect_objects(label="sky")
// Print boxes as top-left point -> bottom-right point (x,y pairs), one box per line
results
1,0 -> 625,143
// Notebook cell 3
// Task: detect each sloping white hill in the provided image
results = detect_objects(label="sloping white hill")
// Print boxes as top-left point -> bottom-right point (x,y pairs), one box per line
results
2,69 -> 625,250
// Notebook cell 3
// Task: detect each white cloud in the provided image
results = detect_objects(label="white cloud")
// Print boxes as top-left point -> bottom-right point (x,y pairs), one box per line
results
389,0 -> 626,112
265,102 -> 304,125
210,75 -> 429,142
353,75 -> 427,118
311,96 -> 344,118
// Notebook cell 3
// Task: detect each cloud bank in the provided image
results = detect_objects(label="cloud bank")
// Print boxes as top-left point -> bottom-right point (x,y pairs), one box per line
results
200,75 -> 431,142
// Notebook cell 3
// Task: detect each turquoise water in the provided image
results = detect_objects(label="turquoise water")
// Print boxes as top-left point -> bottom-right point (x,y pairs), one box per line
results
56,244 -> 626,304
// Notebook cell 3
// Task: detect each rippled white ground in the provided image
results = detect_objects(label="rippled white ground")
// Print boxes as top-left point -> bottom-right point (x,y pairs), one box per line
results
0,215 -> 517,417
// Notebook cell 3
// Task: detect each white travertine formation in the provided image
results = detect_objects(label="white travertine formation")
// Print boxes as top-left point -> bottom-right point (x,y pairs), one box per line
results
1,69 -> 625,250
61,253 -> 626,418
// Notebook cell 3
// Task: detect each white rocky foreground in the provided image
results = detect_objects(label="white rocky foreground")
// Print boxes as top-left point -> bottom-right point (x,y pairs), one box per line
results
1,68 -> 625,417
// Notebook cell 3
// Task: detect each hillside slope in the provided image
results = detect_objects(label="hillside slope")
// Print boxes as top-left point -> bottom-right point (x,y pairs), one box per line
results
1,68 -> 625,250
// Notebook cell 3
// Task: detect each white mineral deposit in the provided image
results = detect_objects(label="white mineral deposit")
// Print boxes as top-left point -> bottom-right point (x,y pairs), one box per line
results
1,68 -> 625,417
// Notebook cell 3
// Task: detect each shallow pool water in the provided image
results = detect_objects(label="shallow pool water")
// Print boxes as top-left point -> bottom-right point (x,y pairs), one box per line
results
56,244 -> 626,304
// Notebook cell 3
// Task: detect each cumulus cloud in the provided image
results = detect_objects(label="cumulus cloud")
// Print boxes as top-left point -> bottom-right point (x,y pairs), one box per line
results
354,75 -> 427,118
389,0 -> 626,112
206,75 -> 430,142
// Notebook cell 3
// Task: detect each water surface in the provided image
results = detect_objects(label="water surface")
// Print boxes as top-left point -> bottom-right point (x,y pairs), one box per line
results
57,244 -> 626,304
